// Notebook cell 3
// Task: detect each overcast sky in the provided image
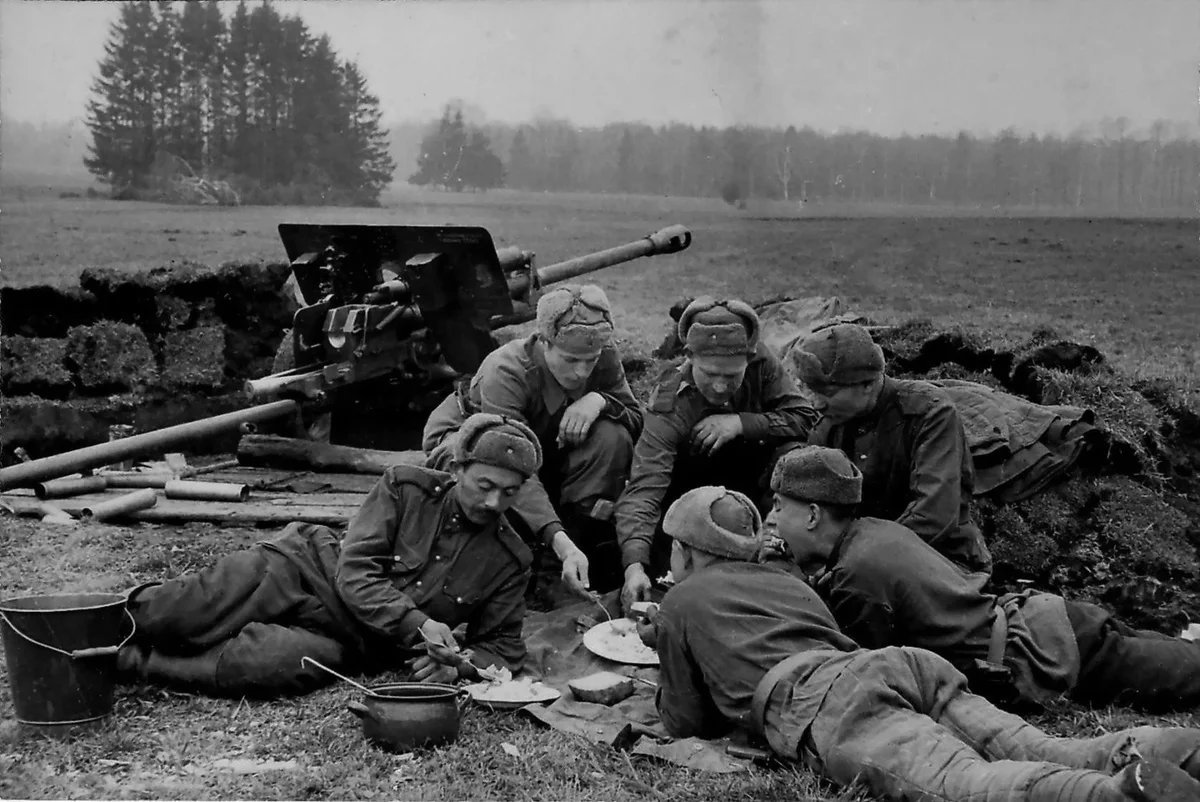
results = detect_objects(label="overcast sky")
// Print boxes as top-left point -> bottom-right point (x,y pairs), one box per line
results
2,0 -> 1196,137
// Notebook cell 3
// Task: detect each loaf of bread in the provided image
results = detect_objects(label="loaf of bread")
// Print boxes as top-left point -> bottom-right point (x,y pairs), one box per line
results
567,671 -> 635,705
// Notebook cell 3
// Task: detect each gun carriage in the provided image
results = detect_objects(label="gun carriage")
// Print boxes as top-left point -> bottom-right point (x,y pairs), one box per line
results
247,223 -> 692,447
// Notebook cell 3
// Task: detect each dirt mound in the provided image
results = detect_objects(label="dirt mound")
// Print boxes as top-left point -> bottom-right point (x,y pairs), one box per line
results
873,320 -> 1200,631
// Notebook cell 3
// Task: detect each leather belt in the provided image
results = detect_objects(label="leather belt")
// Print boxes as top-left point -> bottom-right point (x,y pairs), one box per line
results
749,652 -> 813,736
986,601 -> 1010,667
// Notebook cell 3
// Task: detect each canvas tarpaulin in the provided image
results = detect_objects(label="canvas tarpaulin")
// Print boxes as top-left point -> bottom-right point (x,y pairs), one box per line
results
506,590 -> 764,773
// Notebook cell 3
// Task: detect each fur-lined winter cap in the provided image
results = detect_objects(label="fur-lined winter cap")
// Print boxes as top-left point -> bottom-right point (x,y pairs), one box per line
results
663,486 -> 763,560
536,284 -> 614,354
770,445 -> 863,505
678,297 -> 759,356
789,322 -> 884,392
452,413 -> 543,478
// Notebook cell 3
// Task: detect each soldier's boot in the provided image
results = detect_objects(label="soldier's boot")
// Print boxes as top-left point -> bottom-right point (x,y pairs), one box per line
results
1114,758 -> 1200,801
134,647 -> 224,695
1113,728 -> 1200,781
114,581 -> 164,682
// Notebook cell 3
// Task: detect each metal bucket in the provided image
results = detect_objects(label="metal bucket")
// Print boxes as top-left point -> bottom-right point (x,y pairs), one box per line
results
0,593 -> 135,736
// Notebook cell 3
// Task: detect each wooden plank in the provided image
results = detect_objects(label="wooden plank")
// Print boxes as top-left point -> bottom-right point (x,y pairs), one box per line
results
1,495 -> 355,527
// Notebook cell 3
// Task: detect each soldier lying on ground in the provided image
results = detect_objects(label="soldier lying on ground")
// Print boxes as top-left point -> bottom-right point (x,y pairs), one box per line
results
788,321 -> 993,574
635,485 -> 1200,801
768,443 -> 1200,713
118,414 -> 541,697
423,284 -> 641,601
615,296 -> 816,612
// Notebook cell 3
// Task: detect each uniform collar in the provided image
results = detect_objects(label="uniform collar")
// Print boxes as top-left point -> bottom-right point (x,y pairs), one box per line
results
825,518 -> 861,570
841,376 -> 896,432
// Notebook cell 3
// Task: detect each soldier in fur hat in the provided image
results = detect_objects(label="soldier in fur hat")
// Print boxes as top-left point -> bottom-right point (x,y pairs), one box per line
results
119,414 -> 544,697
638,484 -> 1200,802
787,322 -> 991,573
615,296 -> 816,613
769,444 -> 1200,715
423,284 -> 642,601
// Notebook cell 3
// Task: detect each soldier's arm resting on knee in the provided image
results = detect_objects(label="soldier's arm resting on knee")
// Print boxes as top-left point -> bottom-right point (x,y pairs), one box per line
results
589,348 -> 644,439
738,349 -> 820,440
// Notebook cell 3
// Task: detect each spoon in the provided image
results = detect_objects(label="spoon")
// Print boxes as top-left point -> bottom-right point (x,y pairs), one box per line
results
417,630 -> 497,679
301,655 -> 373,695
588,593 -> 613,622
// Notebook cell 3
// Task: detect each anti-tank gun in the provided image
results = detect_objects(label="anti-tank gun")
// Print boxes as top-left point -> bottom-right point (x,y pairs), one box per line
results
246,223 -> 692,446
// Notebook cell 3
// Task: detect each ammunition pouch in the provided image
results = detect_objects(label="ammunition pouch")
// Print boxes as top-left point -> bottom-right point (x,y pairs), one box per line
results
966,658 -> 1022,709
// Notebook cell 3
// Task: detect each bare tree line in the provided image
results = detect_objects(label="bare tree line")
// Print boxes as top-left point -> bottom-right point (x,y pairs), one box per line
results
477,117 -> 1198,212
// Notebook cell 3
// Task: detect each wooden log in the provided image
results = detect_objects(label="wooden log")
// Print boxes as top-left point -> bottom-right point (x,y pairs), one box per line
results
237,435 -> 425,475
200,469 -> 381,494
0,494 -> 355,527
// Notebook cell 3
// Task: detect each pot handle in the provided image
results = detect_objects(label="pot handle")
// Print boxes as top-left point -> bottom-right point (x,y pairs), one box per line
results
456,687 -> 473,714
346,701 -> 373,720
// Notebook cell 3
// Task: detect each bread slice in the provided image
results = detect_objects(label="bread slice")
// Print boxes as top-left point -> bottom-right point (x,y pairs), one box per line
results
568,671 -> 635,705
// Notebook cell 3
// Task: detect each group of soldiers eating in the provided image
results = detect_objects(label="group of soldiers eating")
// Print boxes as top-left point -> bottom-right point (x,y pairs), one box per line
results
117,284 -> 1200,800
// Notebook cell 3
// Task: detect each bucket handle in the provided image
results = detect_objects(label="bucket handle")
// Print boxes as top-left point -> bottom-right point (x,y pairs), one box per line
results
0,606 -> 137,660
456,687 -> 473,715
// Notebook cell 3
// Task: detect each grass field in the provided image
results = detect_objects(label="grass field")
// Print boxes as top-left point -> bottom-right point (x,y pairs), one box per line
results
2,185 -> 1199,800
4,185 -> 1197,387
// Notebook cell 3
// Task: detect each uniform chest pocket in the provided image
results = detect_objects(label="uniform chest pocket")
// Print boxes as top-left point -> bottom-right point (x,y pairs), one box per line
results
441,574 -> 484,609
384,544 -> 428,583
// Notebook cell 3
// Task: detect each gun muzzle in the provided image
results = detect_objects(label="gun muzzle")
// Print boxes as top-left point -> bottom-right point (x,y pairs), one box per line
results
643,224 -> 692,255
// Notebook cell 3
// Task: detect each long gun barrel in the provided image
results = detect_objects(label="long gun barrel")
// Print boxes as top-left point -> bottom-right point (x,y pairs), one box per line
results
0,400 -> 299,490
504,224 -> 691,299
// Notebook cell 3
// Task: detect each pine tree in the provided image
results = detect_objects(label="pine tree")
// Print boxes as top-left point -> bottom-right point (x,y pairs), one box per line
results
84,1 -> 159,190
224,0 -> 253,177
342,61 -> 396,202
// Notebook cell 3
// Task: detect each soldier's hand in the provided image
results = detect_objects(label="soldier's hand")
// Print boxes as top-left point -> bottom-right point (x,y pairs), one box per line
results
418,619 -> 459,664
411,654 -> 459,683
689,414 -> 743,456
635,604 -> 660,648
558,392 -> 607,447
621,563 -> 652,614
560,545 -> 591,596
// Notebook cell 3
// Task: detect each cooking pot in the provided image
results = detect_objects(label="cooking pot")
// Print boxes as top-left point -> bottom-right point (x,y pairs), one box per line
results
346,682 -> 470,752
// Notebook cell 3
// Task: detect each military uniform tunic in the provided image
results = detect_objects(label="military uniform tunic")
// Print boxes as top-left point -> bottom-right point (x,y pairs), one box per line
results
126,465 -> 532,696
423,333 -> 642,543
655,561 -> 1178,801
818,516 -> 1200,711
336,464 -> 533,672
615,344 -> 816,571
807,376 -> 992,573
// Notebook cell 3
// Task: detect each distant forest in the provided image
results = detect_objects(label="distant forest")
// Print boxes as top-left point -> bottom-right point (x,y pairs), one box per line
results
8,111 -> 1195,215
470,116 -> 1199,213
4,0 -> 1195,213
